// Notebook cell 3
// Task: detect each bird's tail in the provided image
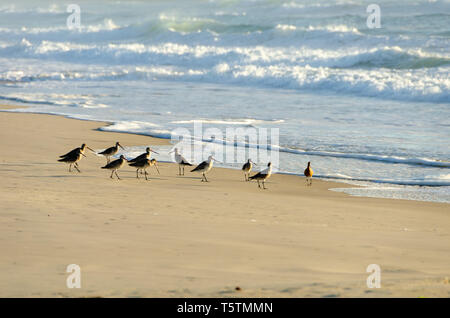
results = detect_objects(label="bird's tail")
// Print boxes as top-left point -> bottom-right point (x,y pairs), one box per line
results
182,160 -> 192,166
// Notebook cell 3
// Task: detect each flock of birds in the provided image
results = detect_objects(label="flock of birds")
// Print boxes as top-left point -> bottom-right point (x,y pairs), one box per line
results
58,142 -> 314,189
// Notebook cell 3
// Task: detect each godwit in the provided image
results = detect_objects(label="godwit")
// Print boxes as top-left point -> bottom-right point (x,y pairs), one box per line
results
59,143 -> 94,159
101,155 -> 126,180
129,158 -> 160,180
127,147 -> 159,164
58,149 -> 85,173
242,159 -> 255,181
249,162 -> 273,189
304,161 -> 313,186
191,155 -> 218,182
169,148 -> 192,175
98,142 -> 124,164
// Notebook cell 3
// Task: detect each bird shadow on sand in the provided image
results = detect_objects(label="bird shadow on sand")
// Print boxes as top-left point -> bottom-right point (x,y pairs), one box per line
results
24,174 -> 98,178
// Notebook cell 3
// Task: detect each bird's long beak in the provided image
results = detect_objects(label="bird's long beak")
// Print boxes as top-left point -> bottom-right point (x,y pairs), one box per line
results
150,148 -> 159,155
154,164 -> 160,174
87,146 -> 95,153
251,160 -> 257,166
118,143 -> 125,150
212,157 -> 222,163
81,153 -> 87,157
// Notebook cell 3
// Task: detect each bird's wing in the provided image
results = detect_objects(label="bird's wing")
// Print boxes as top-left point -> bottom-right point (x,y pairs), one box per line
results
180,155 -> 192,165
191,161 -> 207,172
181,160 -> 192,166
59,147 -> 78,158
99,146 -> 114,155
128,153 -> 146,163
102,158 -> 119,169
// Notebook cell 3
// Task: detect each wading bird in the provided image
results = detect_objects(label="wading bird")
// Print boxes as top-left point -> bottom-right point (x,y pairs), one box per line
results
169,148 -> 192,175
98,142 -> 124,164
127,147 -> 159,164
59,143 -> 94,159
242,159 -> 256,181
58,149 -> 85,173
129,158 -> 160,180
304,161 -> 313,186
249,162 -> 273,189
101,155 -> 126,180
191,155 -> 219,182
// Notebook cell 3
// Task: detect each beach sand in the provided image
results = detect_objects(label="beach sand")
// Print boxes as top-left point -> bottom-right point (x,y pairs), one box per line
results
0,104 -> 449,298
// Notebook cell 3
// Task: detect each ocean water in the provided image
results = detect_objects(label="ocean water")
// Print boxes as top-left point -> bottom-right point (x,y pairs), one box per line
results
0,0 -> 449,202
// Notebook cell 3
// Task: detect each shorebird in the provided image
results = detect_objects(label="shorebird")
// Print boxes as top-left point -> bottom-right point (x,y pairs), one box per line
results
59,143 -> 94,159
98,142 -> 124,164
304,161 -> 313,186
249,162 -> 273,189
129,158 -> 160,180
58,149 -> 85,173
169,148 -> 192,175
101,155 -> 126,180
242,159 -> 255,181
191,155 -> 219,182
128,147 -> 159,164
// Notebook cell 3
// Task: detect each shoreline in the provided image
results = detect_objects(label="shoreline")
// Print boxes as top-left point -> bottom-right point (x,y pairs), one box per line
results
2,103 -> 448,204
1,103 -> 449,297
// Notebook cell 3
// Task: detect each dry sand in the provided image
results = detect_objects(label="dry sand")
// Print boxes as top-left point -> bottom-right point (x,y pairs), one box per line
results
0,104 -> 449,297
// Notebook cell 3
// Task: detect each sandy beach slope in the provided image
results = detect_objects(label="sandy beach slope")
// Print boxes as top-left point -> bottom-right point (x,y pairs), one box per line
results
0,105 -> 449,297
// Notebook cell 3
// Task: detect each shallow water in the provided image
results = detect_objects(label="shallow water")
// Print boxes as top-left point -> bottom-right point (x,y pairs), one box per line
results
0,0 -> 449,202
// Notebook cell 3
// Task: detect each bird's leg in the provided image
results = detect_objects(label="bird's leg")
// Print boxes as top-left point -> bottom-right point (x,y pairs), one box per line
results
204,173 -> 209,182
178,165 -> 181,175
145,169 -> 148,181
69,164 -> 72,172
257,180 -> 260,188
115,170 -> 121,180
110,170 -> 114,179
74,164 -> 81,173
182,166 -> 185,176
136,169 -> 139,179
263,181 -> 267,190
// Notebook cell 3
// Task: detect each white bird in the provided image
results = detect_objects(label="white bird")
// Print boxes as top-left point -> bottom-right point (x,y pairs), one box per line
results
249,162 -> 273,189
191,155 -> 219,182
169,148 -> 192,175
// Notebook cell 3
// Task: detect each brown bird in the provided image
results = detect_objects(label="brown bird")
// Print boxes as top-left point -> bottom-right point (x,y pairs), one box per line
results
58,149 -> 85,172
242,159 -> 255,181
304,161 -> 313,186
98,142 -> 124,164
129,158 -> 160,180
249,162 -> 272,189
59,143 -> 94,159
127,147 -> 159,163
101,155 -> 126,179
